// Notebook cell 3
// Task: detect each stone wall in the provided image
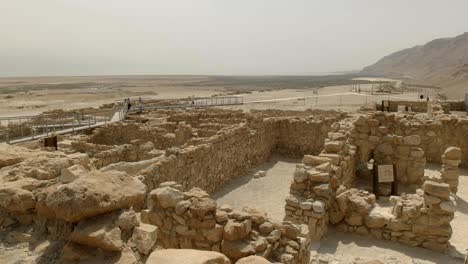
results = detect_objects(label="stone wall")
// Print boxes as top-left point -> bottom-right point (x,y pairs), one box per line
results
350,115 -> 427,188
351,112 -> 468,167
335,179 -> 455,252
442,100 -> 465,112
143,182 -> 311,264
440,147 -> 462,194
274,117 -> 338,158
376,100 -> 428,112
140,121 -> 277,193
283,113 -> 459,252
135,111 -> 343,194
283,117 -> 358,240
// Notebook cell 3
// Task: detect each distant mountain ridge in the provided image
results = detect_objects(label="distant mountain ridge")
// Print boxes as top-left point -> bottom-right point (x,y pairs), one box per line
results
361,32 -> 468,98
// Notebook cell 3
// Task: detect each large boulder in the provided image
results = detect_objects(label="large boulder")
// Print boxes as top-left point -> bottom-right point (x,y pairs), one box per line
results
147,249 -> 231,264
69,213 -> 124,252
131,223 -> 158,255
37,170 -> 146,222
0,150 -> 23,168
221,240 -> 255,261
236,256 -> 272,264
0,187 -> 36,212
223,219 -> 252,241
148,186 -> 184,209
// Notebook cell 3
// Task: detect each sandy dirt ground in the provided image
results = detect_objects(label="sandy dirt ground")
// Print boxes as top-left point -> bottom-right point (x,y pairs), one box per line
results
0,75 -> 436,117
224,85 -> 427,112
212,155 -> 299,222
313,228 -> 462,264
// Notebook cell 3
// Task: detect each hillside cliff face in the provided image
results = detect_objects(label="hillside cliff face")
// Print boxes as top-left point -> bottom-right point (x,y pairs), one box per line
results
362,32 -> 468,84
361,32 -> 468,99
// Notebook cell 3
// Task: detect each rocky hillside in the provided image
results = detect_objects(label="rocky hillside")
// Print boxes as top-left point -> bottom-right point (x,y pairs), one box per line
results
361,32 -> 468,98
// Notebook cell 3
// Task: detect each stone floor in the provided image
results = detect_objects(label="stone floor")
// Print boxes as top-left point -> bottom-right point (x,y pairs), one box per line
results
212,155 -> 299,222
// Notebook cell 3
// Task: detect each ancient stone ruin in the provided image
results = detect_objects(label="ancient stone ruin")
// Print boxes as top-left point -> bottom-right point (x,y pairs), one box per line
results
0,108 -> 466,263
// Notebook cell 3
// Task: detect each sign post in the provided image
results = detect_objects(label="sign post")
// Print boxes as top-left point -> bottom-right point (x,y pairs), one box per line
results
373,163 -> 397,199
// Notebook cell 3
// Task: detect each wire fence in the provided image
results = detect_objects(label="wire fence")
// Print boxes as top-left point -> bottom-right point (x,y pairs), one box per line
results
1,96 -> 243,144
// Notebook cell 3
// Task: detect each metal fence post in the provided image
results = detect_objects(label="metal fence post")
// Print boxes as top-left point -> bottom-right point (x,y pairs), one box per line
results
6,128 -> 10,144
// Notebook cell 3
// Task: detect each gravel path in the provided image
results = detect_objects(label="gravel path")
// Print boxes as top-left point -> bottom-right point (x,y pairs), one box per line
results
212,155 -> 299,222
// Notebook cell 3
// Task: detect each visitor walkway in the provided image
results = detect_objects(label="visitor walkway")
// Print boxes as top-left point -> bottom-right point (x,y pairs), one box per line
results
1,96 -> 243,144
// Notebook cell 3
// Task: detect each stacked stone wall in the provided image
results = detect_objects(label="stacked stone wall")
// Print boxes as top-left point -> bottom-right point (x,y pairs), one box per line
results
138,114 -> 342,194
144,182 -> 311,263
283,117 -> 357,240
284,113 -> 459,253
350,115 -> 427,188
141,121 -> 277,193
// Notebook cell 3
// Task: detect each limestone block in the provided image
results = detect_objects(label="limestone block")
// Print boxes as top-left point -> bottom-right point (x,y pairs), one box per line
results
442,159 -> 461,167
378,126 -> 389,134
281,221 -> 300,239
345,213 -> 362,226
299,202 -> 313,210
202,224 -> 224,242
223,219 -> 252,241
147,249 -> 231,264
422,181 -> 450,200
236,256 -> 272,264
37,170 -> 146,222
221,240 -> 255,261
293,167 -> 307,183
0,187 -> 36,213
318,154 -> 341,165
441,169 -> 459,180
443,147 -> 461,160
312,200 -> 325,213
328,132 -> 346,141
259,222 -> 275,235
307,170 -> 330,183
60,164 -> 88,183
117,210 -> 139,232
355,116 -> 367,126
216,210 -> 229,223
242,207 -> 267,224
324,140 -> 343,153
315,162 -> 332,173
302,155 -> 330,166
422,241 -> 448,252
131,223 -> 158,255
70,214 -> 124,252
377,143 -> 393,155
410,148 -> 425,158
365,209 -> 388,229
190,197 -> 217,218
439,199 -> 456,213
148,187 -> 184,209
175,200 -> 192,215
185,188 -> 210,199
403,135 -> 421,146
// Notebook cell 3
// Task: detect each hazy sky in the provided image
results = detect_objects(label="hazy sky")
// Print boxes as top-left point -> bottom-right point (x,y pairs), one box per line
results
1,0 -> 468,77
